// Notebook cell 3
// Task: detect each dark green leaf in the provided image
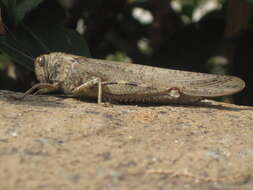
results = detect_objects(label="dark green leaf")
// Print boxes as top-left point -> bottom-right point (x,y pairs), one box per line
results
0,0 -> 45,26
0,23 -> 91,71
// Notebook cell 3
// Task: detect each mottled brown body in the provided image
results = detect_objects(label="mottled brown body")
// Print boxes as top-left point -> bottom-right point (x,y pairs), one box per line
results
22,52 -> 245,104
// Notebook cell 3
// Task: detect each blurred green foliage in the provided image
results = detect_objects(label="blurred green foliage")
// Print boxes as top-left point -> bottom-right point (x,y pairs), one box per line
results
0,0 -> 90,70
0,0 -> 44,25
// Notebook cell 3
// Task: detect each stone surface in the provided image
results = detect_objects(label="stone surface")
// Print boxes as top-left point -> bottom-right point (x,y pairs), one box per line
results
1,90 -> 253,190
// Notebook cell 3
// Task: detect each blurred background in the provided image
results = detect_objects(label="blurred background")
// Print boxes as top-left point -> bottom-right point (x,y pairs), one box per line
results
0,0 -> 252,105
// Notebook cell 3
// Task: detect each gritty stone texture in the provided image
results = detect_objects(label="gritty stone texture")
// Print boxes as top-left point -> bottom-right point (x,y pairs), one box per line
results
0,90 -> 253,190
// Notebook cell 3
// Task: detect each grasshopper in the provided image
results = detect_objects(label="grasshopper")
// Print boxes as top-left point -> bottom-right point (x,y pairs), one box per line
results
20,52 -> 245,104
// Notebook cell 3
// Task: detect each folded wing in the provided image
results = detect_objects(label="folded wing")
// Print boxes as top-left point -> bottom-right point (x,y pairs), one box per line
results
177,74 -> 245,97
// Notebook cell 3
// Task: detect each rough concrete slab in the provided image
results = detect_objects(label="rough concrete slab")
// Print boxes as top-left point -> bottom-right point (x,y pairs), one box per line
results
1,90 -> 253,190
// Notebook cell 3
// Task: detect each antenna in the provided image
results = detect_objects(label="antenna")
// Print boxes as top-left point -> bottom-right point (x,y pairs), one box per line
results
0,23 -> 35,62
1,42 -> 35,61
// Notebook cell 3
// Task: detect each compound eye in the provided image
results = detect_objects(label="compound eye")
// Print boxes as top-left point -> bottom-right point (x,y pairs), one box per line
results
37,56 -> 45,67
